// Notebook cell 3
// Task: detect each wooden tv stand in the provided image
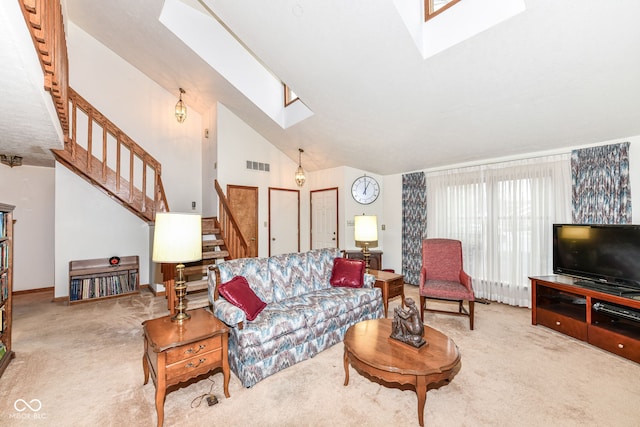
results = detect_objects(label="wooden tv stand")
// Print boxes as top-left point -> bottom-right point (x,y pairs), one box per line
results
530,276 -> 640,363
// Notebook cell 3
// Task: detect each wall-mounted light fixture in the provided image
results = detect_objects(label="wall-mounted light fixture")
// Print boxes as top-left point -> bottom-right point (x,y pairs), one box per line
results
1,155 -> 22,168
295,148 -> 306,187
175,88 -> 187,123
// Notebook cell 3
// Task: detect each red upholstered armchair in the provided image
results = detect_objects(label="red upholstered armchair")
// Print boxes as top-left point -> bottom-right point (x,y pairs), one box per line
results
419,239 -> 475,330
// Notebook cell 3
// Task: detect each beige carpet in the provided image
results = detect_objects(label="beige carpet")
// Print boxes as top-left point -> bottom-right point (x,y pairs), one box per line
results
1,286 -> 639,426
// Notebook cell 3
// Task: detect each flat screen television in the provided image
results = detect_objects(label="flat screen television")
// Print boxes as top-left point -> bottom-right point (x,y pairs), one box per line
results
553,224 -> 640,293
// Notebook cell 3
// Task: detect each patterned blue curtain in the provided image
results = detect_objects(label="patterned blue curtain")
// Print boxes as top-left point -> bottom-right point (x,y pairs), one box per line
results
402,172 -> 426,286
571,142 -> 631,224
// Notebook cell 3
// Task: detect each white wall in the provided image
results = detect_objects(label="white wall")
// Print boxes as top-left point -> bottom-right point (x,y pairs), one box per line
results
54,165 -> 150,297
67,22 -> 203,214
340,167 -> 385,252
216,105 -> 386,258
381,134 -> 640,274
382,173 -> 403,273
0,165 -> 55,292
202,104 -> 218,217
216,104 -> 303,256
58,22 -> 203,295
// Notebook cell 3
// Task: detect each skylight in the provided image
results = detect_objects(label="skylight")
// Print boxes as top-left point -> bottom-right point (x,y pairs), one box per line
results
284,84 -> 300,107
426,0 -> 463,21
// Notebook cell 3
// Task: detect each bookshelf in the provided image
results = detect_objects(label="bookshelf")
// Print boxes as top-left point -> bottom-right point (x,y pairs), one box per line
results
0,203 -> 15,378
69,256 -> 140,304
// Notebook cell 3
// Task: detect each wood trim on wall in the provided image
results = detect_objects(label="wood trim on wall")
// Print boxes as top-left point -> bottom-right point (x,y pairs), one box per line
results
13,287 -> 54,296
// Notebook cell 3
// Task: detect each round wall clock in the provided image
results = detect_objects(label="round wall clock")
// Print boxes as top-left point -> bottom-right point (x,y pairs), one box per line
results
351,175 -> 380,205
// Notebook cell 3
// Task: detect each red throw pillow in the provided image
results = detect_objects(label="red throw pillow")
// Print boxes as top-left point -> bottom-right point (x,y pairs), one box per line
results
330,258 -> 365,288
218,276 -> 266,321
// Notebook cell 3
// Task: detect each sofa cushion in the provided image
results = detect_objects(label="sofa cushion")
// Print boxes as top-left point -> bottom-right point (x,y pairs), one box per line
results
308,248 -> 340,291
330,257 -> 365,288
268,252 -> 311,302
219,276 -> 267,321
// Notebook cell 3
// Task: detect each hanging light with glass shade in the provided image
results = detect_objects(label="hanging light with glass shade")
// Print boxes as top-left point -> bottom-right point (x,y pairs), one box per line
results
175,88 -> 187,123
295,148 -> 306,187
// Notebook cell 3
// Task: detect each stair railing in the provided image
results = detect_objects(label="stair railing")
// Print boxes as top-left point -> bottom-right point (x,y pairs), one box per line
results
215,180 -> 249,260
20,0 -> 69,134
54,88 -> 167,222
20,0 -> 167,222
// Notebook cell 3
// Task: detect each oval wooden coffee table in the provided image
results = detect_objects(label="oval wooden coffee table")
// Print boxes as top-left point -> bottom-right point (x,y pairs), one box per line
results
343,319 -> 461,426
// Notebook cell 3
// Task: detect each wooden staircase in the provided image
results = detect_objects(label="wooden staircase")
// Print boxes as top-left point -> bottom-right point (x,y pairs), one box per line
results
179,217 -> 230,311
54,89 -> 168,222
164,184 -> 251,315
19,0 -> 250,315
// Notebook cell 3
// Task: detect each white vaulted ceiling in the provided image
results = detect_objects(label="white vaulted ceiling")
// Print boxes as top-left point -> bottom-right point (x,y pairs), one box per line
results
3,0 -> 640,173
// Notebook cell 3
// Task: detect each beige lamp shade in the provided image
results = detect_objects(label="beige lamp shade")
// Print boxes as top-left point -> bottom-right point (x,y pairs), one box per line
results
354,215 -> 378,248
152,212 -> 202,263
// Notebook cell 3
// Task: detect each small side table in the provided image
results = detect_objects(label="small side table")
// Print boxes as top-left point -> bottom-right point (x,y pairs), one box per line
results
369,269 -> 405,317
142,308 -> 230,427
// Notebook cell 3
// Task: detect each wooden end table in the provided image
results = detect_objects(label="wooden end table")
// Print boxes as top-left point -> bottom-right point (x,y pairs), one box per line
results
343,319 -> 461,427
142,308 -> 230,427
369,269 -> 405,317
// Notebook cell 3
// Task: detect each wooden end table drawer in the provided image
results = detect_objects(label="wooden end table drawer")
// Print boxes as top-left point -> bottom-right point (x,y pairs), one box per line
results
387,279 -> 404,298
537,308 -> 587,341
167,350 -> 223,381
166,335 -> 222,364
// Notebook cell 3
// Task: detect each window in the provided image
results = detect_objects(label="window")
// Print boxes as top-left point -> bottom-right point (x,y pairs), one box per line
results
425,0 -> 463,21
426,156 -> 571,307
284,84 -> 299,107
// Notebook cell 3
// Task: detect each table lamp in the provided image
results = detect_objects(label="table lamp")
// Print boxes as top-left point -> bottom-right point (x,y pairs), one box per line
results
354,215 -> 378,273
152,212 -> 202,323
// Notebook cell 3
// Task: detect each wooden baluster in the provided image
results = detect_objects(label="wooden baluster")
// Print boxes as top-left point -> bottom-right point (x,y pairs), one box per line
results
86,113 -> 92,173
142,158 -> 147,214
129,149 -> 134,204
102,126 -> 107,182
116,136 -> 121,192
70,96 -> 77,160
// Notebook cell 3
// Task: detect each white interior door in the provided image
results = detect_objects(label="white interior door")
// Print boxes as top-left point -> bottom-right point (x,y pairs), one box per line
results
269,188 -> 300,256
311,188 -> 338,249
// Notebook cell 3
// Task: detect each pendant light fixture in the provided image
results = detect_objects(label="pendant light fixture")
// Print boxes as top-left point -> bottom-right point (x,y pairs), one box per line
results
295,148 -> 306,187
0,155 -> 22,167
175,88 -> 187,123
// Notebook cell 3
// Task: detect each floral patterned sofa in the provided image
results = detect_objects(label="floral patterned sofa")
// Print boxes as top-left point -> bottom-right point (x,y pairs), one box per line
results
207,248 -> 383,388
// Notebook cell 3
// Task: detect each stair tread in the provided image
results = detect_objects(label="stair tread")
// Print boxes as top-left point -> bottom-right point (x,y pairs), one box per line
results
185,292 -> 210,310
186,279 -> 209,292
203,250 -> 229,260
182,265 -> 210,276
202,238 -> 224,246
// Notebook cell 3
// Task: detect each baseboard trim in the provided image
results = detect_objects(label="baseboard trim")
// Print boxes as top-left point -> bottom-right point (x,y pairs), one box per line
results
144,284 -> 166,297
16,285 -> 165,301
13,286 -> 54,296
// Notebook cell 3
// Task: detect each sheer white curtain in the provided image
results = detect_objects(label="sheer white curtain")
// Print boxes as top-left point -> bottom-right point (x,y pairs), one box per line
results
426,155 -> 572,307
